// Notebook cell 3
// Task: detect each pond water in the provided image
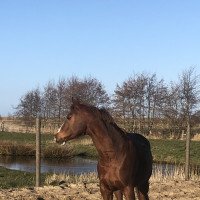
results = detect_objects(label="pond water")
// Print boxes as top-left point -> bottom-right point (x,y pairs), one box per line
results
0,156 -> 97,174
0,156 -> 199,176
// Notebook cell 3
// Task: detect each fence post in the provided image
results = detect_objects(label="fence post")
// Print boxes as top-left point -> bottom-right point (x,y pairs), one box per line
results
1,121 -> 5,132
36,117 -> 41,187
185,119 -> 191,181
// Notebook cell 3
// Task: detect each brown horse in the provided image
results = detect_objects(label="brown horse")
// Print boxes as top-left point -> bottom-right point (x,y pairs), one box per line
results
54,99 -> 152,200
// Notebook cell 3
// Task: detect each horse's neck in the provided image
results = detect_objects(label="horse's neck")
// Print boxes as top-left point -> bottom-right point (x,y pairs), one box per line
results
87,120 -> 127,159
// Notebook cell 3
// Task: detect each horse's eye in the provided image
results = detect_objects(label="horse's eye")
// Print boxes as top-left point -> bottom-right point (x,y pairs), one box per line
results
67,114 -> 72,120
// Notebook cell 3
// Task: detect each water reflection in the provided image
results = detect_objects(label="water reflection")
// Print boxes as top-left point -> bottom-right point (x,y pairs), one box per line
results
0,156 -> 97,174
0,156 -> 199,176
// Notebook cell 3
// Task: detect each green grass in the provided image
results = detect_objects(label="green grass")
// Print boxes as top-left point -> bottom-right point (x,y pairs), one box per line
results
0,166 -> 48,189
71,143 -> 98,158
150,139 -> 200,165
0,132 -> 200,165
0,131 -> 52,144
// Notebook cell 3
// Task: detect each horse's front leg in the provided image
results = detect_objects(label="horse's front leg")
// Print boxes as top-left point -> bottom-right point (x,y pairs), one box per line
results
123,186 -> 135,200
100,182 -> 113,200
114,190 -> 123,200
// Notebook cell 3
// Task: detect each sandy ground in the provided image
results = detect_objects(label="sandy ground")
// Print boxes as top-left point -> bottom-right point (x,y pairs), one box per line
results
0,180 -> 200,200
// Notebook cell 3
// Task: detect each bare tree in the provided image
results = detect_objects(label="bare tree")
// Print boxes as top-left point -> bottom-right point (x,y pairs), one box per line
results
64,76 -> 110,109
42,81 -> 57,119
15,76 -> 110,121
146,75 -> 167,133
179,67 -> 200,180
161,82 -> 183,138
113,83 -> 131,130
56,78 -> 67,120
146,74 -> 157,131
15,88 -> 42,120
113,72 -> 166,134
83,77 -> 110,107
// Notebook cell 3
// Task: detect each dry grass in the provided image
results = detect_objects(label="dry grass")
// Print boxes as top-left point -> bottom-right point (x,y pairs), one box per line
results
0,141 -> 35,156
0,164 -> 200,200
0,141 -> 73,158
193,134 -> 200,141
45,164 -> 200,186
151,164 -> 200,182
71,136 -> 93,146
43,144 -> 73,158
45,172 -> 98,186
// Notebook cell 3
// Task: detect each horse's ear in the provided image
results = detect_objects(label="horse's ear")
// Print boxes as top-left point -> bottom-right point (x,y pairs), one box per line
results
72,97 -> 81,109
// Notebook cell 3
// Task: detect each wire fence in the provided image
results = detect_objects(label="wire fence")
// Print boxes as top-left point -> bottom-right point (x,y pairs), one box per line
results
1,117 -> 200,141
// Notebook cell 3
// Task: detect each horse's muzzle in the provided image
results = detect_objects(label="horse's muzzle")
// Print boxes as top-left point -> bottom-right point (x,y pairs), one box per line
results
54,136 -> 66,146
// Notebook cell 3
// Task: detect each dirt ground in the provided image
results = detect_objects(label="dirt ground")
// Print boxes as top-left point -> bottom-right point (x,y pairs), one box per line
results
0,180 -> 200,200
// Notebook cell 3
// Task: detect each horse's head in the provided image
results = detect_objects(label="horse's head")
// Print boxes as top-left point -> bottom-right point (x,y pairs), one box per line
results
54,99 -> 87,145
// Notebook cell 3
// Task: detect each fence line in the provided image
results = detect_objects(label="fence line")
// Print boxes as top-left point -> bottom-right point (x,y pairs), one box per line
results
0,119 -> 62,134
36,117 -> 41,187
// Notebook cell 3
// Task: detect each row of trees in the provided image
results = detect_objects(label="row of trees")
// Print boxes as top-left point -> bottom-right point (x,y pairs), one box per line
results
113,68 -> 200,136
15,76 -> 109,120
15,67 -> 200,137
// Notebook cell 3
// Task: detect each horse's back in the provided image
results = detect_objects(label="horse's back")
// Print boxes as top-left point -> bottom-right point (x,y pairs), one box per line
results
127,133 -> 150,148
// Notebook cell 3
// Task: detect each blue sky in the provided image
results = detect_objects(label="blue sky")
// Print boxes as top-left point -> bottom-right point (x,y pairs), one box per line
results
0,0 -> 200,116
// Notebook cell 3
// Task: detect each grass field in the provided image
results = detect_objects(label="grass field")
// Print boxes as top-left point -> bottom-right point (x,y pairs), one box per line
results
150,139 -> 200,165
0,166 -> 48,189
0,132 -> 200,164
0,132 -> 52,144
0,131 -> 200,189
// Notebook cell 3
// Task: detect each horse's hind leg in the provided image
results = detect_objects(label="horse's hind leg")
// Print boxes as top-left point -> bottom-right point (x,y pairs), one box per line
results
136,181 -> 150,200
114,190 -> 123,200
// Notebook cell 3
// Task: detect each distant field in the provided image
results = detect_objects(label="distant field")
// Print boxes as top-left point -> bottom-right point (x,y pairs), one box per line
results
0,132 -> 200,165
150,139 -> 200,165
0,132 -> 52,144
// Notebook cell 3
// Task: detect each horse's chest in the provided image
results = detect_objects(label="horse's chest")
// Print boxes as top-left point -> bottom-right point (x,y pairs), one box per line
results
98,161 -> 125,188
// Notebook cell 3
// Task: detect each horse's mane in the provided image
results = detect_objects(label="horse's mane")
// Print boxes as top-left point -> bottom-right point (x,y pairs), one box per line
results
98,108 -> 126,135
84,104 -> 125,134
98,108 -> 115,124
77,103 -> 114,123
73,102 -> 125,134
